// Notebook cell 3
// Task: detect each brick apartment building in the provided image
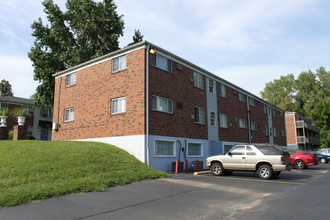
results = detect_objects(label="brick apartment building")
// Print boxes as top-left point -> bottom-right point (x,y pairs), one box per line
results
52,41 -> 287,171
0,96 -> 53,140
285,112 -> 320,151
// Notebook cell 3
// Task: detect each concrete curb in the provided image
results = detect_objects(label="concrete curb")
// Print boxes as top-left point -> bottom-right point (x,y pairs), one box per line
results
193,170 -> 211,175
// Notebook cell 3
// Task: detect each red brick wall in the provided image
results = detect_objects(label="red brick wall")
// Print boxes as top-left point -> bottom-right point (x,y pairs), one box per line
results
148,60 -> 208,139
285,113 -> 297,145
52,48 -> 146,141
249,100 -> 269,143
218,86 -> 249,142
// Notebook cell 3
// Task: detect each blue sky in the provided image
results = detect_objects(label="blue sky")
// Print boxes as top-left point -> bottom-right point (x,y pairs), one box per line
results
1,0 -> 330,99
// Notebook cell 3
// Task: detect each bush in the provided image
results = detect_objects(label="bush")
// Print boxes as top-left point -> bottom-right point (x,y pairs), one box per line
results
8,130 -> 13,140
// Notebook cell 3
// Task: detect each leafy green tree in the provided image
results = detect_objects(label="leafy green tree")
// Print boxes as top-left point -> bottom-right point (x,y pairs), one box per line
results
29,0 -> 125,107
133,29 -> 143,43
0,79 -> 14,96
309,97 -> 330,148
260,74 -> 298,112
261,67 -> 330,148
127,29 -> 144,46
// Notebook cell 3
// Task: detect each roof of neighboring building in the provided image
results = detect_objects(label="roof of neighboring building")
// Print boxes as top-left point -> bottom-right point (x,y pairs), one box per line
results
0,96 -> 34,106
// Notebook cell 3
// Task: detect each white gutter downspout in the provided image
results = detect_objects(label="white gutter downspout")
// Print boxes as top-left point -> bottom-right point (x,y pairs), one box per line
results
145,44 -> 150,165
247,97 -> 251,143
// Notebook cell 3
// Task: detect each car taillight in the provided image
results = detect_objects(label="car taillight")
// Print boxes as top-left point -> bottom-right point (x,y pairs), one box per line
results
280,156 -> 284,162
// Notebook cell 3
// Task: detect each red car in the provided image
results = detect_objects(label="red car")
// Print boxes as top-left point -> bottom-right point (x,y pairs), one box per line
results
287,149 -> 318,169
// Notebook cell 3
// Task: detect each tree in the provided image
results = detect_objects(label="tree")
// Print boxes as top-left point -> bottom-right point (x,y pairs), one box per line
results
260,67 -> 330,148
127,29 -> 144,46
0,79 -> 14,96
133,29 -> 143,43
259,74 -> 298,112
29,0 -> 125,107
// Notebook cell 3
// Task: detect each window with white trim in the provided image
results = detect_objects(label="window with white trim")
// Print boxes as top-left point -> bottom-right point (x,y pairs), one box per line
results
209,111 -> 216,126
187,143 -> 203,157
27,126 -> 33,136
40,108 -> 52,118
238,92 -> 247,102
64,108 -> 74,122
193,72 -> 204,89
208,79 -> 214,93
219,113 -> 228,128
272,109 -> 276,118
251,121 -> 257,131
239,118 -> 247,129
0,103 -> 8,110
152,95 -> 173,114
66,72 -> 76,87
151,53 -> 172,72
263,104 -> 268,114
273,127 -> 277,137
111,97 -> 126,114
155,140 -> 175,157
249,98 -> 256,107
194,107 -> 205,124
219,83 -> 226,98
112,55 -> 127,72
264,125 -> 269,136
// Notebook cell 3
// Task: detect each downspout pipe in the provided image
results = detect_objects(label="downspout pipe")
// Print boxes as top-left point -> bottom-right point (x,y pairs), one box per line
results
145,44 -> 150,165
247,97 -> 251,144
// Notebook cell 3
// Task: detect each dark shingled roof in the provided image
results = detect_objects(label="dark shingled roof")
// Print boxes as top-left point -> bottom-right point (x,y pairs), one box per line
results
0,96 -> 34,106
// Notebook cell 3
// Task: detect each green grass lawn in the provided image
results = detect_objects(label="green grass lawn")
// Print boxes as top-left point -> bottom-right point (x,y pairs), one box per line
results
0,141 -> 170,208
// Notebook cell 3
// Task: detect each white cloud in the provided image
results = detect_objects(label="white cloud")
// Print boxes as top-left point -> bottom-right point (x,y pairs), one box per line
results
0,56 -> 37,98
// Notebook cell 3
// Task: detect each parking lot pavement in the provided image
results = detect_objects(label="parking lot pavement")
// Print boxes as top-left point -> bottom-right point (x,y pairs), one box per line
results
0,164 -> 329,220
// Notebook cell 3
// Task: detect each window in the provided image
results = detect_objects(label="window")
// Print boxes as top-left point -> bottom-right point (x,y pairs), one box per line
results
111,97 -> 126,114
40,109 -> 52,118
255,145 -> 282,155
219,83 -> 226,98
263,104 -> 268,114
249,98 -> 256,107
246,146 -> 256,155
272,109 -> 276,118
28,107 -> 34,116
208,79 -> 214,93
0,103 -> 8,110
230,146 -> 245,155
23,106 -> 34,116
155,140 -> 175,157
251,121 -> 257,131
66,72 -> 76,87
151,53 -> 172,72
187,143 -> 203,157
152,95 -> 173,114
112,55 -> 127,72
193,72 -> 204,89
273,128 -> 277,137
281,130 -> 286,137
224,145 -> 234,154
219,113 -> 228,128
194,107 -> 205,124
238,92 -> 247,102
209,111 -> 216,126
264,125 -> 269,136
64,108 -> 74,122
27,126 -> 33,136
239,118 -> 247,129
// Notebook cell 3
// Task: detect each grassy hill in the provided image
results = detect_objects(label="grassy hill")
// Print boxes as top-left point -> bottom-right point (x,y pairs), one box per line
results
0,141 -> 170,208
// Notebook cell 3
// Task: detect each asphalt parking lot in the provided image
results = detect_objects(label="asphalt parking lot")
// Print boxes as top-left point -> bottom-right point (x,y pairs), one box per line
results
0,163 -> 329,220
